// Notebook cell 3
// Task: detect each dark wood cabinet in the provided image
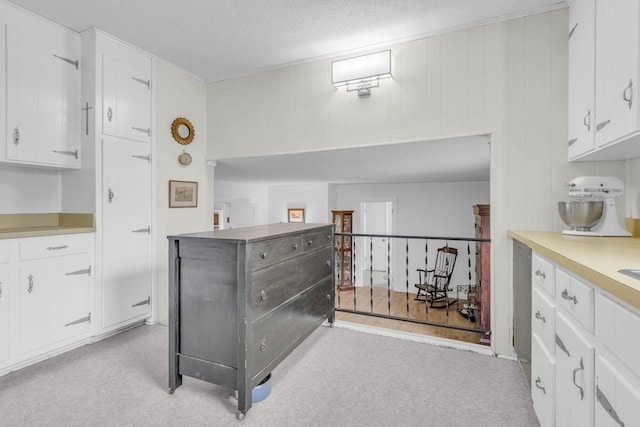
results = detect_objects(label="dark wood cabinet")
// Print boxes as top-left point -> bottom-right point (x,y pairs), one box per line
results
332,210 -> 354,291
474,204 -> 491,345
168,223 -> 334,419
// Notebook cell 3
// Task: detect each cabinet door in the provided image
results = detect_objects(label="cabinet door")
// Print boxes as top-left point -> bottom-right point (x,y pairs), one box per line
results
0,264 -> 9,366
531,335 -> 555,427
5,20 -> 80,168
595,0 -> 640,147
555,312 -> 595,427
102,54 -> 151,143
596,355 -> 640,427
101,138 -> 152,329
18,254 -> 92,355
568,0 -> 596,159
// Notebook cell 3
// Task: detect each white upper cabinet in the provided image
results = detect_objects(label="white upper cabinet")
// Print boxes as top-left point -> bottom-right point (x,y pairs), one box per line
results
102,52 -> 151,143
569,0 -> 640,161
568,0 -> 596,159
4,17 -> 81,168
595,0 -> 639,147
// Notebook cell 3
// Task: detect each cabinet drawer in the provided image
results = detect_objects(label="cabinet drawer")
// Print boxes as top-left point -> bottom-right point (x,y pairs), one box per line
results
251,277 -> 333,379
251,235 -> 303,270
532,253 -> 555,297
556,267 -> 594,333
597,293 -> 640,381
531,335 -> 555,427
302,228 -> 332,252
19,234 -> 92,260
532,285 -> 556,354
0,241 -> 9,263
251,247 -> 332,321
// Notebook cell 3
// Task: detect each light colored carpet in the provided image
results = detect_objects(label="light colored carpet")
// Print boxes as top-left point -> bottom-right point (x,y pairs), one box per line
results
0,324 -> 539,426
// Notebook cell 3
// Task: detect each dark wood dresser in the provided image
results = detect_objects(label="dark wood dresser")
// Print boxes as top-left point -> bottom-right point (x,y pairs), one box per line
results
168,223 -> 334,419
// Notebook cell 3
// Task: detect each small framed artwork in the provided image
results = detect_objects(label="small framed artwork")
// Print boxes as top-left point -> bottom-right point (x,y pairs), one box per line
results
288,208 -> 305,223
169,180 -> 198,208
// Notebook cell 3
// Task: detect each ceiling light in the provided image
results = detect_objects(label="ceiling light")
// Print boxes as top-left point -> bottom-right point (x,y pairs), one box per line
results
331,50 -> 392,97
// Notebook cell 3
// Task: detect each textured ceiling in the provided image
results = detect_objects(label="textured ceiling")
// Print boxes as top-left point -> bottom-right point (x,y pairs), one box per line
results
8,0 -> 566,82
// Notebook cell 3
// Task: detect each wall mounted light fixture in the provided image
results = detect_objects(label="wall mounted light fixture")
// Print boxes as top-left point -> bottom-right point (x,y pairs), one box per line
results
331,50 -> 392,97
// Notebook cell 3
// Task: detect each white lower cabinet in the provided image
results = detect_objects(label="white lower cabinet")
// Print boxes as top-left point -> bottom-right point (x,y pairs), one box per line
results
530,250 -> 640,426
532,335 -> 556,427
555,312 -> 594,427
0,233 -> 94,375
596,354 -> 640,427
0,242 -> 10,367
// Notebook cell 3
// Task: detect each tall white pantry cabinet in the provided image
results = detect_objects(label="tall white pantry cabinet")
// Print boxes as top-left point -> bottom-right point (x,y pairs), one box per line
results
62,29 -> 154,334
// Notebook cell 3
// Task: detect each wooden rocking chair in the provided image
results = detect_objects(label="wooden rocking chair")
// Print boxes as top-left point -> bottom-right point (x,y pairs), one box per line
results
415,246 -> 458,308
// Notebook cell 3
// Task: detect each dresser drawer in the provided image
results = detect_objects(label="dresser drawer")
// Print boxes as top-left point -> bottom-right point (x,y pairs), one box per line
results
251,235 -> 303,270
19,234 -> 92,261
532,285 -> 556,354
302,228 -> 332,252
251,247 -> 332,321
556,267 -> 594,333
0,241 -> 9,263
250,277 -> 333,379
532,253 -> 555,297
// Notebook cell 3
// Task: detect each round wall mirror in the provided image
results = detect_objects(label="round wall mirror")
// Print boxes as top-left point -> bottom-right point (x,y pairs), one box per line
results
171,117 -> 195,145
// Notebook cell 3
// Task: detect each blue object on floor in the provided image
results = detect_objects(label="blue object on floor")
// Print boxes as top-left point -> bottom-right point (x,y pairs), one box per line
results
252,373 -> 272,403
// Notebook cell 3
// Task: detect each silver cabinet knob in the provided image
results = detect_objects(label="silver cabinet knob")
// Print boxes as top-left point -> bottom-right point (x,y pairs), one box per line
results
260,340 -> 267,351
260,290 -> 267,300
260,252 -> 267,259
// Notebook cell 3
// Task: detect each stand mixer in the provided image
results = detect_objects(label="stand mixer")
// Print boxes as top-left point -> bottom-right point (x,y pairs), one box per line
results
561,176 -> 631,237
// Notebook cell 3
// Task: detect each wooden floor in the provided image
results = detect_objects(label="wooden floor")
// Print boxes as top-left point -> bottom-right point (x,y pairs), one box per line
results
335,286 -> 486,345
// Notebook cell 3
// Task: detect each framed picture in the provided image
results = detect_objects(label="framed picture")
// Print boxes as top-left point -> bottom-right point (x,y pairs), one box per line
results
288,208 -> 305,223
169,180 -> 198,208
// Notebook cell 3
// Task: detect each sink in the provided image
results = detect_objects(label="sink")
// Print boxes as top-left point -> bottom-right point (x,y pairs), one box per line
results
618,269 -> 640,280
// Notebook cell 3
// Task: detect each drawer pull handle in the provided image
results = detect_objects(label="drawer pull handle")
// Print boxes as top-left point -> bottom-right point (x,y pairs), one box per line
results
326,294 -> 331,300
27,275 -> 34,294
556,333 -> 571,357
597,385 -> 625,426
292,243 -> 298,250
65,313 -> 91,326
535,310 -> 546,323
583,109 -> 591,132
107,106 -> 113,123
535,269 -> 546,279
260,290 -> 267,301
260,252 -> 267,259
13,127 -> 20,145
326,260 -> 331,267
108,188 -> 114,204
307,239 -> 313,246
561,289 -> 578,304
326,235 -> 331,240
47,245 -> 69,251
260,340 -> 267,351
66,266 -> 92,276
534,377 -> 546,395
572,357 -> 585,401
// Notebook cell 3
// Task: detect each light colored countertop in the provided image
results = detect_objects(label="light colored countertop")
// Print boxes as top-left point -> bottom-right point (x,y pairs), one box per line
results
509,230 -> 640,310
0,213 -> 95,239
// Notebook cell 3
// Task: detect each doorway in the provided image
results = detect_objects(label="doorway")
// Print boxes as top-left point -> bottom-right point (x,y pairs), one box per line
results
360,201 -> 394,288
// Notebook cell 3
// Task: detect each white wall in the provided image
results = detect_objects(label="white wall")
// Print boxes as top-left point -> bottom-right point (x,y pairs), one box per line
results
0,165 -> 60,213
153,60 -> 210,324
330,181 -> 489,291
207,9 -> 633,357
267,183 -> 329,223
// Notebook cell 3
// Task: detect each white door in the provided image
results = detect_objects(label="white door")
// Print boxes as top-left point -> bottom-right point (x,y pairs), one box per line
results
555,312 -> 595,427
102,138 -> 152,329
0,263 -> 9,365
18,254 -> 91,355
363,201 -> 392,271
102,55 -> 151,143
